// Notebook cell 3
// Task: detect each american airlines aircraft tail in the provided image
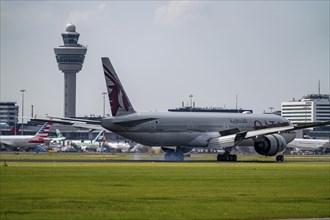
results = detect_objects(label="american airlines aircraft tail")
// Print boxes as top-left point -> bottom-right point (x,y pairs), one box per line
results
28,122 -> 52,144
102,57 -> 135,117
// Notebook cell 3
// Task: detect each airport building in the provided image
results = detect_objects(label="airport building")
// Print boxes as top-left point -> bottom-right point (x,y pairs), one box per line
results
281,94 -> 330,139
54,23 -> 87,118
281,94 -> 330,123
168,106 -> 253,113
0,102 -> 18,126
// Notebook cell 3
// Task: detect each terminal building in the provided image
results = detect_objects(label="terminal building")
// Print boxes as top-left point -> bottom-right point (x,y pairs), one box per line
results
281,94 -> 330,139
169,100 -> 252,113
168,106 -> 253,113
0,102 -> 18,126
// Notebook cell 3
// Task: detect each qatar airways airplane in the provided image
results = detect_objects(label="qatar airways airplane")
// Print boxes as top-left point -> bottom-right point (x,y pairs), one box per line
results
32,58 -> 330,162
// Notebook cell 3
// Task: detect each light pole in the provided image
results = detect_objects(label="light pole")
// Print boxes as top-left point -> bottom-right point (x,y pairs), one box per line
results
189,94 -> 193,107
102,92 -> 107,117
20,89 -> 26,135
269,107 -> 274,114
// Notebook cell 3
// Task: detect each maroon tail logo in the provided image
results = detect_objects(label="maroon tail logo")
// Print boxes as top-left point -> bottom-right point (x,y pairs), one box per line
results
103,64 -> 130,116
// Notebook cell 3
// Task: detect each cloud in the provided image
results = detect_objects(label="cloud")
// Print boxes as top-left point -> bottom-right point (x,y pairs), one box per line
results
66,3 -> 107,24
97,3 -> 107,11
67,10 -> 90,24
154,1 -> 198,26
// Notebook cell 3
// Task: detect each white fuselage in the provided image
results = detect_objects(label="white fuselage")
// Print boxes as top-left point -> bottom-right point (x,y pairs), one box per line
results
288,138 -> 330,151
0,135 -> 45,148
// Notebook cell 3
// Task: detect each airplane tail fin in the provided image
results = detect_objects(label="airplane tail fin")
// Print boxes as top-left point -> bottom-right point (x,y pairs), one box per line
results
102,131 -> 109,145
56,129 -> 65,140
28,122 -> 52,144
102,57 -> 135,117
34,122 -> 52,138
93,130 -> 105,142
9,124 -> 21,135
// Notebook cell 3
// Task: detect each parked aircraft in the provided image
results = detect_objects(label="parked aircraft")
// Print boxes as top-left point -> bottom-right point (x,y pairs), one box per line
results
47,129 -> 66,148
287,138 -> 330,154
101,131 -> 131,152
0,122 -> 52,150
32,57 -> 330,162
69,130 -> 104,151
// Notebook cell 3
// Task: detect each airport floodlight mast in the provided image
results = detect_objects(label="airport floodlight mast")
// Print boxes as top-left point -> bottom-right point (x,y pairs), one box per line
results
20,89 -> 26,135
102,92 -> 107,117
54,23 -> 87,117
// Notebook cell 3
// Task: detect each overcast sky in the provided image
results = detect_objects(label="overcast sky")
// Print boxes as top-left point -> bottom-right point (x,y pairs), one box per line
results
1,1 -> 329,121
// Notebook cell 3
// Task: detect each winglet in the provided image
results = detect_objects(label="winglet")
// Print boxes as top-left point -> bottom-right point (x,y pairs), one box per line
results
102,57 -> 135,117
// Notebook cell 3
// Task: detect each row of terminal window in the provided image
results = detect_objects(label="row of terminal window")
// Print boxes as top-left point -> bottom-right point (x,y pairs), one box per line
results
56,55 -> 85,63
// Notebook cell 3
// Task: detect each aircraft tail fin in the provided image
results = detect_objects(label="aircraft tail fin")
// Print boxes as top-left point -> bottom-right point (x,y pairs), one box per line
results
33,122 -> 52,138
102,131 -> 108,145
9,124 -> 21,135
93,130 -> 105,142
28,122 -> 52,144
102,57 -> 135,117
56,129 -> 65,139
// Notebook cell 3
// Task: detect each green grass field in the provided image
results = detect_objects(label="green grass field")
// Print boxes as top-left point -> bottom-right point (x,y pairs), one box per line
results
0,153 -> 329,220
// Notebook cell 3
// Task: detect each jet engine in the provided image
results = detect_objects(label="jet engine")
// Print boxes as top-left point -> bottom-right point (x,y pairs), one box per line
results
254,134 -> 287,156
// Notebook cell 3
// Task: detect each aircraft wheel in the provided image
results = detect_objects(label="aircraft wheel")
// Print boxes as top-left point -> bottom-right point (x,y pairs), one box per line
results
217,154 -> 237,162
164,151 -> 184,161
276,155 -> 284,162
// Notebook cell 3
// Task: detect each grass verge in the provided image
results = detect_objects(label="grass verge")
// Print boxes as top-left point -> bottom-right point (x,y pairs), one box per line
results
0,156 -> 329,219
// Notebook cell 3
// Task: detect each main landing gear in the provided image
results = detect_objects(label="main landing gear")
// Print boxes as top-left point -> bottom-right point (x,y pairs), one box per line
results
162,147 -> 184,161
217,154 -> 237,162
276,155 -> 284,162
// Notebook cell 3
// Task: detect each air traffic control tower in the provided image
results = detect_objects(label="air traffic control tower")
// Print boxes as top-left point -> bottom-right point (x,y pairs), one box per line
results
54,23 -> 87,117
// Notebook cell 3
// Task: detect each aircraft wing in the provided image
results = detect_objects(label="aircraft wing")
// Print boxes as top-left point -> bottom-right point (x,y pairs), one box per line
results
209,121 -> 330,149
31,117 -> 103,131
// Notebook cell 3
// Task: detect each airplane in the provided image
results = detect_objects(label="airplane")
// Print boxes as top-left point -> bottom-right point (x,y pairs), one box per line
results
101,131 -> 132,152
0,122 -> 52,150
47,129 -> 66,148
287,138 -> 330,154
32,57 -> 330,162
69,130 -> 105,151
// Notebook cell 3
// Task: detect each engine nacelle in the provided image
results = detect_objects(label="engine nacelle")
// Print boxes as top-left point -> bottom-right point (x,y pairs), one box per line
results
254,134 -> 287,156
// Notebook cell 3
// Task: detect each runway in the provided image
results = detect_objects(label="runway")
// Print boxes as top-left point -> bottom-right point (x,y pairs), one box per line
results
1,152 -> 329,164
